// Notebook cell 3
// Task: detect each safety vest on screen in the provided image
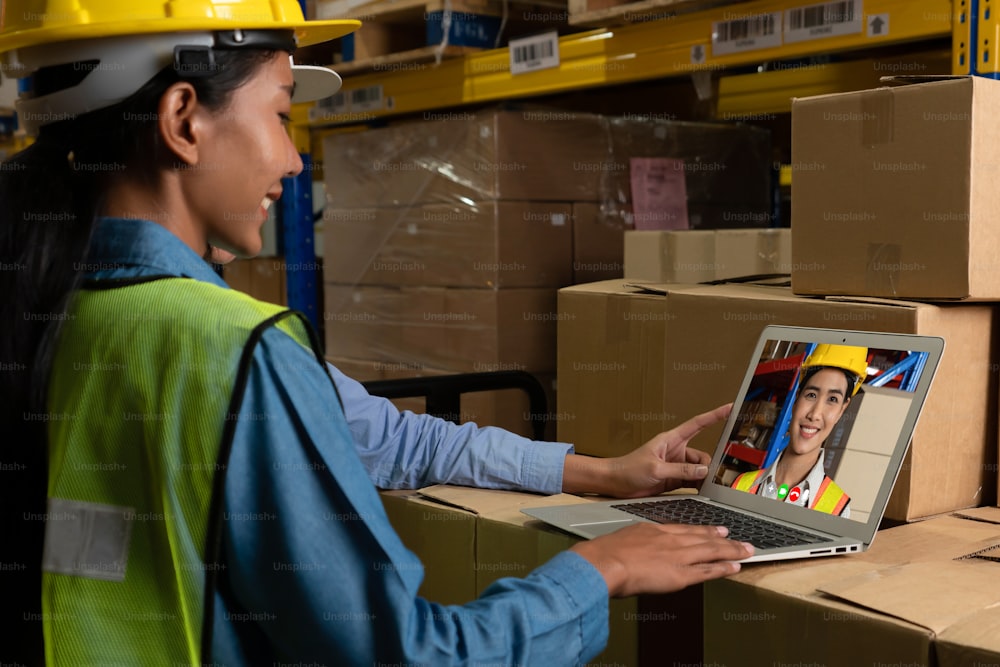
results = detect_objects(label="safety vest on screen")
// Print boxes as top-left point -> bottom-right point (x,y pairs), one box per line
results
730,469 -> 850,516
42,276 -> 329,666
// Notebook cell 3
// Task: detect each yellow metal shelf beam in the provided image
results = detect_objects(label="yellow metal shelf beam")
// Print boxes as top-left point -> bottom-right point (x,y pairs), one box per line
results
716,48 -> 953,116
312,0 -> 954,126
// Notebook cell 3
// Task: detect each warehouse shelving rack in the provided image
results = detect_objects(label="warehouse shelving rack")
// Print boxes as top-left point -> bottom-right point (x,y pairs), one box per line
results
281,0 -> 988,325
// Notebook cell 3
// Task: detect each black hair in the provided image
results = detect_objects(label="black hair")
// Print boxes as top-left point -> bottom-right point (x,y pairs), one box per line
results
0,45 -> 277,665
798,366 -> 858,401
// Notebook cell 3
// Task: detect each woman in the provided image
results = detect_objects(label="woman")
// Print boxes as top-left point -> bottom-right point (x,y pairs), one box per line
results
731,344 -> 868,517
0,1 -> 752,665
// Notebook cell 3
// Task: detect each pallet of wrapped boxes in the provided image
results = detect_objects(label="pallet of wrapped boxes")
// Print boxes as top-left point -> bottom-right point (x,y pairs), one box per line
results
319,106 -> 775,438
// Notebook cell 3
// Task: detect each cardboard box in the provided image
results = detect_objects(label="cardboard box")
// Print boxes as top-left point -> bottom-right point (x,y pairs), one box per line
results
656,282 -> 997,521
571,203 -> 627,284
606,117 -> 773,211
557,280 -> 675,457
791,76 -> 1000,300
624,228 -> 791,282
324,284 -> 558,372
411,485 -> 713,666
704,507 -> 1000,667
378,485 -> 642,665
322,110 -> 775,216
323,202 -> 574,288
937,605 -> 1000,667
379,490 -> 479,605
322,110 -> 609,207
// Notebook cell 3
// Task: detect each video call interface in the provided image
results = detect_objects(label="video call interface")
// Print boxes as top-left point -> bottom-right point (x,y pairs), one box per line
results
712,339 -> 927,524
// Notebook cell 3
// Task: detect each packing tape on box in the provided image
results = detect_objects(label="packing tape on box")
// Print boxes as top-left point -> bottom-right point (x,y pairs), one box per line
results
862,88 -> 895,146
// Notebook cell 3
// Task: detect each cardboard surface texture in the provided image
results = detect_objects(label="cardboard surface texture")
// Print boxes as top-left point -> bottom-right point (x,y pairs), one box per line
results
558,280 -> 996,520
557,280 -> 675,457
324,284 -> 557,372
323,110 -> 609,207
704,509 -> 1000,667
656,282 -> 996,521
792,76 -> 1000,300
571,203 -> 626,284
323,202 -> 574,288
382,486 -> 641,666
624,228 -> 791,282
224,256 -> 287,306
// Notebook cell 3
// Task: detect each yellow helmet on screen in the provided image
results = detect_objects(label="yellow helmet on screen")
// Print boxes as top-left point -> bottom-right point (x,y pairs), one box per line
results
801,344 -> 869,397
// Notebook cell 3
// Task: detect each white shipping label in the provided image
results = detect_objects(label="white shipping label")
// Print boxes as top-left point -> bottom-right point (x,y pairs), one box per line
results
784,0 -> 864,43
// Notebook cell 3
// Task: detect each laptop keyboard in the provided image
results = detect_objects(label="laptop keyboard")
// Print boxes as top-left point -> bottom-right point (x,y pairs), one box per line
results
611,498 -> 832,550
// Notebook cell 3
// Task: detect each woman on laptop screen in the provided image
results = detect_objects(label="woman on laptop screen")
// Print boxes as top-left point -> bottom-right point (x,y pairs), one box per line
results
730,344 -> 869,518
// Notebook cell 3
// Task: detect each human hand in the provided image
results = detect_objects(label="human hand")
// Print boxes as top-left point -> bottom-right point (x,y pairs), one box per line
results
562,404 -> 731,499
569,523 -> 753,597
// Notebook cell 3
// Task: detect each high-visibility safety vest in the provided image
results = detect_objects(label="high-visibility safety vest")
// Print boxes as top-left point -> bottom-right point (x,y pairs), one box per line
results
42,276 -> 331,666
730,469 -> 850,516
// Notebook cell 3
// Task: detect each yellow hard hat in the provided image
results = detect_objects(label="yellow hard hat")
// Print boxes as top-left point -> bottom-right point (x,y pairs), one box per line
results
0,0 -> 360,135
801,344 -> 869,396
0,0 -> 359,52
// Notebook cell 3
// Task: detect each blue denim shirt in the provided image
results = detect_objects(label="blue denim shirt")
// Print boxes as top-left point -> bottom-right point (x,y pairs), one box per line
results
83,218 -> 609,665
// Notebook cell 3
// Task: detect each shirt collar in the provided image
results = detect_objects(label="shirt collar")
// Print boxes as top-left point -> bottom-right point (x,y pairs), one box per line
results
85,217 -> 227,287
763,448 -> 828,493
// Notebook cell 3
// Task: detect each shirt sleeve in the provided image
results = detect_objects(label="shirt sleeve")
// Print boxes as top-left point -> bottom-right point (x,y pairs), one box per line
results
210,329 -> 609,666
327,361 -> 574,495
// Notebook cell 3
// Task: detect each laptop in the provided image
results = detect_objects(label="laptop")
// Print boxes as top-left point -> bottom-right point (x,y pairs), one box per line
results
523,325 -> 944,563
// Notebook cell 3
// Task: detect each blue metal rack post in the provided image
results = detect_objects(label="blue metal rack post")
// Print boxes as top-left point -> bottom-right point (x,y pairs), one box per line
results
279,153 -> 320,332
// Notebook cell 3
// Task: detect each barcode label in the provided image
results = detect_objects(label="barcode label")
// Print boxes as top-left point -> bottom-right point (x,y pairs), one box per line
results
350,85 -> 384,113
784,0 -> 863,43
308,86 -> 383,122
309,91 -> 346,122
711,12 -> 782,56
510,31 -> 560,75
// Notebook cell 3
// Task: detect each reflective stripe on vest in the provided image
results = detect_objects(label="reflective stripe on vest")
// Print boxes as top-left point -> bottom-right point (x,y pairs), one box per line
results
812,476 -> 850,516
731,469 -> 765,494
731,469 -> 849,516
43,276 -> 321,666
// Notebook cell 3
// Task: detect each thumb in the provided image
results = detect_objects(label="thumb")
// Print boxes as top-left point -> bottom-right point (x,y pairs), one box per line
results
659,461 -> 710,482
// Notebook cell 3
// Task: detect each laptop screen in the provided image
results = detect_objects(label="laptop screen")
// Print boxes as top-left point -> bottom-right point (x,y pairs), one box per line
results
711,337 -> 931,525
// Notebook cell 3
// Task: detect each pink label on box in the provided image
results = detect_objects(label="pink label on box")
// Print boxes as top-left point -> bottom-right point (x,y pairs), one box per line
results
629,157 -> 689,230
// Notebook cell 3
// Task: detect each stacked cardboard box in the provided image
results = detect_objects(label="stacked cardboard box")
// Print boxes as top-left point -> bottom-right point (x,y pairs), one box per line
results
557,279 -> 996,522
322,111 -> 605,435
380,485 -> 709,666
703,507 -> 1000,667
791,76 -> 1000,301
321,109 -> 774,436
623,227 -> 792,282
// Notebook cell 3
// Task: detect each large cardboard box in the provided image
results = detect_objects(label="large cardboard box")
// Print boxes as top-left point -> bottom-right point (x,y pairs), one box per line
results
379,490 -> 478,605
792,76 -> 1000,300
557,280 -> 675,457
704,507 -> 1000,667
324,284 -> 558,372
323,202 -> 574,288
322,110 -> 609,207
380,486 -> 644,666
657,282 -> 997,521
624,228 -> 791,282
